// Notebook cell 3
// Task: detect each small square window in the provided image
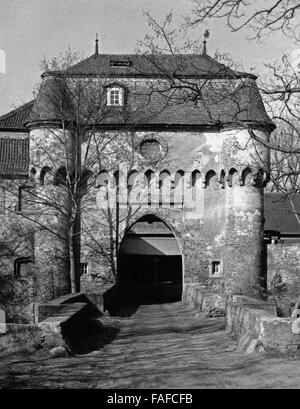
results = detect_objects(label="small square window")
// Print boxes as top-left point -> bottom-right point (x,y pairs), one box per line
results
212,261 -> 220,274
80,262 -> 88,275
210,260 -> 223,278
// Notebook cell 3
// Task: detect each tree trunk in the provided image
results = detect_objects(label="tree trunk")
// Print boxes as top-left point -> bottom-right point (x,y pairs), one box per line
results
68,225 -> 77,293
108,206 -> 116,278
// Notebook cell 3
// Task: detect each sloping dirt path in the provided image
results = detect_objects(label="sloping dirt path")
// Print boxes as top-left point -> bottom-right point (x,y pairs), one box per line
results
0,302 -> 300,389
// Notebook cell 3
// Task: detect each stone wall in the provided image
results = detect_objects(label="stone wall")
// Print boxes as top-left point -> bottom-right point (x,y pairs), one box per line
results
182,283 -> 226,317
268,242 -> 300,315
183,286 -> 300,354
0,277 -> 38,324
38,302 -> 90,351
226,297 -> 300,353
38,292 -> 102,353
0,323 -> 41,353
80,128 -> 269,300
37,292 -> 101,321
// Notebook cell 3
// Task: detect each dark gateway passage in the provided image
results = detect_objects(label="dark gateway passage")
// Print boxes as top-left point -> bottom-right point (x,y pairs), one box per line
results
117,215 -> 183,305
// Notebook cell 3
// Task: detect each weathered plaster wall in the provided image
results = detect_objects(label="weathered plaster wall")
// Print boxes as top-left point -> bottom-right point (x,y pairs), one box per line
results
22,122 -> 270,304
29,128 -> 74,170
28,128 -> 73,301
224,184 -> 264,297
81,127 -> 269,299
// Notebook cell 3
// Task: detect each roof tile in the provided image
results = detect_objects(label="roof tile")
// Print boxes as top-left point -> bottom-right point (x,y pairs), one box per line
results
63,54 -> 256,79
0,101 -> 35,130
0,138 -> 29,177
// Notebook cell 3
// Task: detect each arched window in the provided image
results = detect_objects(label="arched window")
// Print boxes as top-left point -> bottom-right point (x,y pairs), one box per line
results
96,170 -> 109,188
191,170 -> 201,202
219,170 -> 226,189
159,170 -> 171,207
30,167 -> 37,181
205,170 -> 217,188
127,170 -> 138,192
174,170 -> 184,207
252,168 -> 264,187
241,167 -> 252,186
79,169 -> 93,195
107,86 -> 124,106
228,168 -> 239,187
127,170 -> 139,204
144,169 -> 154,187
96,170 -> 110,205
53,166 -> 67,186
113,170 -> 119,189
112,170 -> 120,203
144,170 -> 154,205
40,166 -> 52,185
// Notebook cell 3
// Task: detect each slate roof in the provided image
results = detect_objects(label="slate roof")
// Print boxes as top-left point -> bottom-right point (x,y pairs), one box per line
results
0,138 -> 29,177
264,193 -> 300,234
62,53 -> 256,79
0,103 -> 32,177
28,53 -> 274,130
0,100 -> 35,130
0,53 -> 274,178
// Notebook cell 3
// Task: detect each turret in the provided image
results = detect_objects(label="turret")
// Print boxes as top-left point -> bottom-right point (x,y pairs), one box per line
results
221,127 -> 270,297
28,128 -> 73,301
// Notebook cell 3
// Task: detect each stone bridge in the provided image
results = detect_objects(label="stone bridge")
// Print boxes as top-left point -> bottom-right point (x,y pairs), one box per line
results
1,294 -> 300,389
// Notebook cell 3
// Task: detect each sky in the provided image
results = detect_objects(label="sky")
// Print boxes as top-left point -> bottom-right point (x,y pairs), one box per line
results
0,0 -> 299,116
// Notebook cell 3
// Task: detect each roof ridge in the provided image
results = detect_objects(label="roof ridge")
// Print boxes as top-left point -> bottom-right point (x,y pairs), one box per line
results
0,99 -> 35,121
54,53 -> 256,80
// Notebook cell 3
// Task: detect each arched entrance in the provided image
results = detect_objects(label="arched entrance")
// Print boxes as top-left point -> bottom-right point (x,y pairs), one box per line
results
118,215 -> 183,303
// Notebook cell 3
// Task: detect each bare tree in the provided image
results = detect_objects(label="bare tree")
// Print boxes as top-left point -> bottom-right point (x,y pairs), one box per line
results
2,49 -> 163,299
185,0 -> 300,39
138,7 -> 300,192
183,1 -> 300,129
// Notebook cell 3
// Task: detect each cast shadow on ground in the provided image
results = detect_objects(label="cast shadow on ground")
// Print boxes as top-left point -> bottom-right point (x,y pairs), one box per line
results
66,318 -> 120,355
103,282 -> 182,317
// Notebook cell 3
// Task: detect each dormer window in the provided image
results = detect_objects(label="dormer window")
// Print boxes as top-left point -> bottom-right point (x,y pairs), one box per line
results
110,60 -> 132,67
107,86 -> 124,106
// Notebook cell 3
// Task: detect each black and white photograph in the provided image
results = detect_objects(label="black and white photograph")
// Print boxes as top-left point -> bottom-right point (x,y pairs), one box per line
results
0,0 -> 300,393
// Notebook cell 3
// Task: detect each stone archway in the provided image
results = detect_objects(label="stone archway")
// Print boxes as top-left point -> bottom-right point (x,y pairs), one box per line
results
117,214 -> 183,303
